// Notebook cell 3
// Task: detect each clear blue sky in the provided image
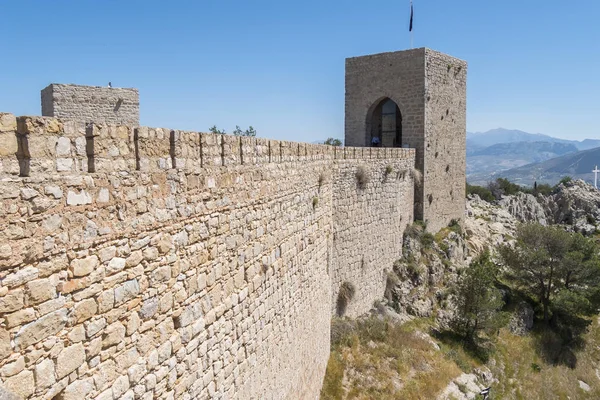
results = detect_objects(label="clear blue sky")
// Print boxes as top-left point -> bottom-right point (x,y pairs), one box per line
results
1,1 -> 599,142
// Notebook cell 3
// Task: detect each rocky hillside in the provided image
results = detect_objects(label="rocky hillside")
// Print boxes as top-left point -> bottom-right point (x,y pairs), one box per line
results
321,181 -> 600,399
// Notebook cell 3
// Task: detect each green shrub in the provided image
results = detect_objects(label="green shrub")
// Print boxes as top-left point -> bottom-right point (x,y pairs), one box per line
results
558,176 -> 572,186
324,137 -> 342,146
421,232 -> 435,248
466,183 -> 494,202
533,183 -> 553,196
448,218 -> 462,235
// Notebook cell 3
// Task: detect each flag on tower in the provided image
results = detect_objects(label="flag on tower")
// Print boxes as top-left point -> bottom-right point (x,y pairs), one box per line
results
409,1 -> 414,32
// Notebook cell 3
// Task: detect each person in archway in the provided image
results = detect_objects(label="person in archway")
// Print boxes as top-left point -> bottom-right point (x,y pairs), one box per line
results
371,136 -> 381,147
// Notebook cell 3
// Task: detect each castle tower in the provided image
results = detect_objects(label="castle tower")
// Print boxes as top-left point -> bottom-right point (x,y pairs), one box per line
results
41,83 -> 140,126
344,48 -> 467,232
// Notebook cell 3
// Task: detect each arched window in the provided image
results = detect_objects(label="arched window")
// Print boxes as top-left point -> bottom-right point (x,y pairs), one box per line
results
367,98 -> 402,147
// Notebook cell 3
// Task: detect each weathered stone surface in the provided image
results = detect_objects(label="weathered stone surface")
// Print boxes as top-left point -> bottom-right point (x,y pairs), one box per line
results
3,267 -> 39,288
3,369 -> 35,398
66,190 -> 92,206
25,278 -> 56,305
94,359 -> 118,392
0,290 -> 24,313
0,244 -> 12,260
114,279 -> 140,304
86,317 -> 107,338
71,255 -> 99,277
14,309 -> 67,349
0,113 -> 17,133
73,298 -> 98,323
45,185 -> 63,198
59,378 -> 95,400
0,328 -> 11,359
55,137 -> 71,156
103,322 -> 126,348
107,257 -> 126,274
35,358 -> 56,389
0,386 -> 21,400
0,356 -> 24,377
56,343 -> 86,379
5,308 -> 36,328
42,214 -> 63,232
20,188 -> 39,200
98,246 -> 117,263
139,297 -> 158,319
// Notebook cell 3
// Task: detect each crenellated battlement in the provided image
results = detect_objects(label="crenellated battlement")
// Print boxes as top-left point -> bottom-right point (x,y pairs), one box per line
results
1,113 -> 415,179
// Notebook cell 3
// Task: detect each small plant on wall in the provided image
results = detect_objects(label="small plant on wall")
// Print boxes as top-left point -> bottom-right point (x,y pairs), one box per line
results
410,167 -> 423,187
318,171 -> 329,188
312,196 -> 319,209
355,165 -> 369,189
336,281 -> 356,316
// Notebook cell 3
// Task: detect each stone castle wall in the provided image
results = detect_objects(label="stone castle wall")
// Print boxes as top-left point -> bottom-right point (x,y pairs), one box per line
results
41,84 -> 140,126
0,113 -> 414,399
331,152 -> 414,317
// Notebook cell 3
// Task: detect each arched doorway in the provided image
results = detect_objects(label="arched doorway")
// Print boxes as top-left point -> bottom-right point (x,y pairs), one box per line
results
367,98 -> 402,147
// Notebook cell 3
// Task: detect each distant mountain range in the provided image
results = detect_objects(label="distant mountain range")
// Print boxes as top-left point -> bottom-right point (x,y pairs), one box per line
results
466,128 -> 600,186
492,147 -> 600,187
467,128 -> 600,151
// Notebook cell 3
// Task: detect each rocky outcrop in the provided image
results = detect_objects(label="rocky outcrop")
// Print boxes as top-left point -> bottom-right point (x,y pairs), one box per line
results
464,195 -> 518,253
474,180 -> 600,236
540,180 -> 600,235
498,192 -> 548,225
437,369 -> 494,400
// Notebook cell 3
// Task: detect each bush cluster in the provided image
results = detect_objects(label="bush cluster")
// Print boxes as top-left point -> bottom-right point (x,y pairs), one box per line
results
466,176 -> 573,202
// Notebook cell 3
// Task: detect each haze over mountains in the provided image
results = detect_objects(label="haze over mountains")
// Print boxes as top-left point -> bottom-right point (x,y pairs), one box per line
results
466,128 -> 600,186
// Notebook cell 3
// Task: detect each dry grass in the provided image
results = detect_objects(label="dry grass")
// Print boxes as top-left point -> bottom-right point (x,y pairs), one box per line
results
486,323 -> 600,399
322,317 -> 461,400
318,170 -> 330,188
384,270 -> 400,300
336,282 -> 356,316
355,166 -> 370,189
411,167 -> 423,187
322,316 -> 600,399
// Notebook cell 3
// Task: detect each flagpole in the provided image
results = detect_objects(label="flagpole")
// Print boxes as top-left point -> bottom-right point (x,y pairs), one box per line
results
409,0 -> 414,49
